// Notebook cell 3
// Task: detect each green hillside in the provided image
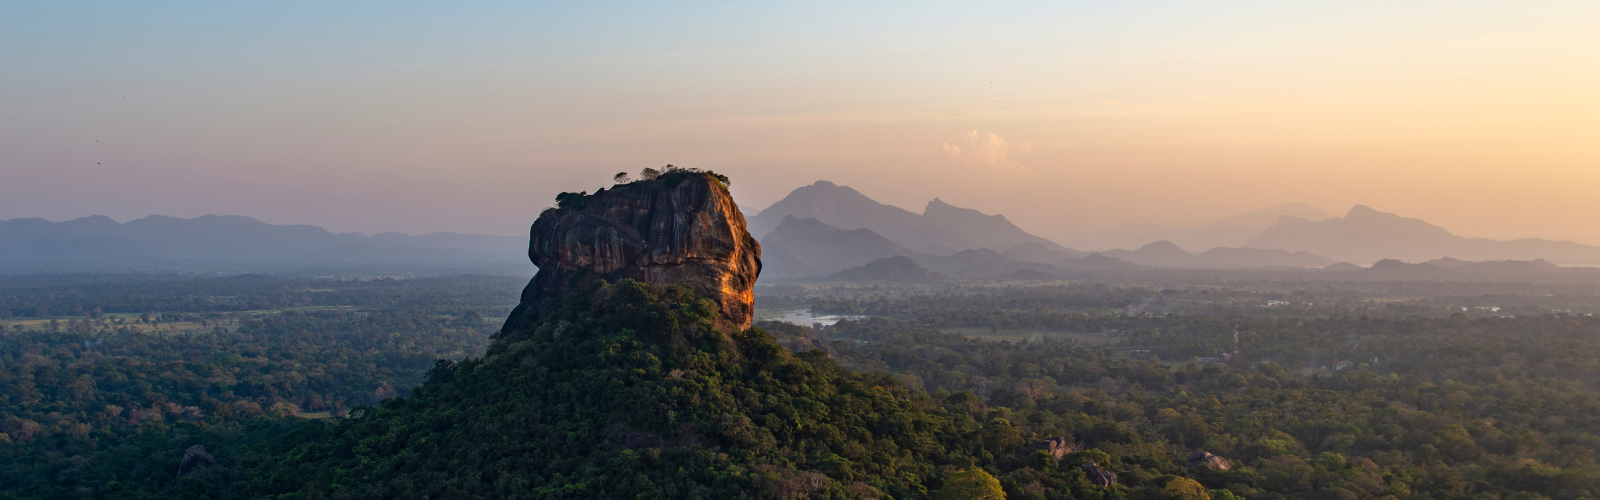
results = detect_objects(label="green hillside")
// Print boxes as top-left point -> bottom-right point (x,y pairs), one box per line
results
216,280 -> 982,498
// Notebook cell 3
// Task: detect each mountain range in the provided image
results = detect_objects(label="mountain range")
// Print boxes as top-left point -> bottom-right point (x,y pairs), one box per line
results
0,215 -> 529,273
757,214 -> 1137,280
1248,205 -> 1600,264
1090,203 -> 1336,252
7,180 -> 1598,277
1101,241 -> 1335,268
750,180 -> 1600,280
750,181 -> 1074,255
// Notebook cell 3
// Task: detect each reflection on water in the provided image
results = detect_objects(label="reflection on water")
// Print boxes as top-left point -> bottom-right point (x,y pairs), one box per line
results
760,309 -> 866,327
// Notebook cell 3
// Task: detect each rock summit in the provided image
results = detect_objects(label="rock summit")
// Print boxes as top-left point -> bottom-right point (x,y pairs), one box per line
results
501,170 -> 761,337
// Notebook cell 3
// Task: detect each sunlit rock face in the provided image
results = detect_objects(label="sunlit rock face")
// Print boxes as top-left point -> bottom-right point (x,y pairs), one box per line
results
501,172 -> 761,337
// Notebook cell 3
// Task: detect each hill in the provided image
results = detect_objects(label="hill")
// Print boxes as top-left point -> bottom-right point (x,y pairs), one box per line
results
1090,203 -> 1336,251
1002,241 -> 1088,263
1310,257 -> 1595,282
759,216 -> 917,277
750,181 -> 1071,255
1249,205 -> 1600,264
1102,241 -> 1195,267
761,218 -> 1090,280
1100,242 -> 1332,269
827,256 -> 945,282
225,279 -> 977,497
0,214 -> 527,273
1179,203 -> 1336,250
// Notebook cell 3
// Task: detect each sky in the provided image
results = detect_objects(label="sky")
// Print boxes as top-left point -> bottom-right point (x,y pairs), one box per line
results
3,1 -> 1597,248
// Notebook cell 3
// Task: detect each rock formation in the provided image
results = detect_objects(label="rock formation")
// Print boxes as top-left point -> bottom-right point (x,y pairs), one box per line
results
177,444 -> 216,477
501,171 -> 761,337
1187,451 -> 1232,471
1021,436 -> 1079,460
1080,460 -> 1118,487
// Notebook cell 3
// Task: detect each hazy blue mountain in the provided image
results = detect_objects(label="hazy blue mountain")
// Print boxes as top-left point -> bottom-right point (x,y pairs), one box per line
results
1059,253 -> 1140,270
0,215 -> 527,272
1320,262 -> 1364,272
750,181 -> 1072,255
1180,203 -> 1336,250
1001,241 -> 1088,263
1249,205 -> 1600,264
913,248 -> 1070,278
758,242 -> 823,280
1088,203 -> 1336,252
758,216 -> 916,277
748,181 -> 927,241
759,216 -> 1084,280
920,197 -> 1068,253
1102,240 -> 1196,267
826,256 -> 945,283
1095,240 -> 1333,269
1193,247 -> 1334,269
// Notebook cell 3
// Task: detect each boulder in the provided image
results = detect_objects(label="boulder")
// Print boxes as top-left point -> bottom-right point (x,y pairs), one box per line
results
501,171 -> 761,337
1027,436 -> 1079,460
1187,451 -> 1232,471
1081,460 -> 1118,486
176,444 -> 215,477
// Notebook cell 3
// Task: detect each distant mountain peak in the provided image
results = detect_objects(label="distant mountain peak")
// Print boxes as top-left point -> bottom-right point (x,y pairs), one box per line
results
1136,240 -> 1190,254
1250,204 -> 1600,264
752,180 -> 1069,256
1345,204 -> 1384,218
1095,203 -> 1336,252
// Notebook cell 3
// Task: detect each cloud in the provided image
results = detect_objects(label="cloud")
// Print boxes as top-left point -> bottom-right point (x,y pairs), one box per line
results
941,130 -> 1028,173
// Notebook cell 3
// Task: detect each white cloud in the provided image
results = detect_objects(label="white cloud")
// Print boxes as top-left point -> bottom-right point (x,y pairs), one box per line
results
941,130 -> 1028,173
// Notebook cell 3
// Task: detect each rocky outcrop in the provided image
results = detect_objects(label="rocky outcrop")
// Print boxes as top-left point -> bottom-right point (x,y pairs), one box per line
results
1020,436 -> 1079,460
1187,451 -> 1232,471
177,444 -> 216,477
501,171 -> 761,337
1080,460 -> 1118,486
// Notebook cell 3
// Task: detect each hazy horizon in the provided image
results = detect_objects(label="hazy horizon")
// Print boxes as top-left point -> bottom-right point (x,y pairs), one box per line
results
5,1 -> 1597,246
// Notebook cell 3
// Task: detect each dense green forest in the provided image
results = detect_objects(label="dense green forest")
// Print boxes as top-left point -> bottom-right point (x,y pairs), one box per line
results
0,274 -> 519,498
4,275 -> 1600,499
795,313 -> 1600,500
0,274 -> 524,320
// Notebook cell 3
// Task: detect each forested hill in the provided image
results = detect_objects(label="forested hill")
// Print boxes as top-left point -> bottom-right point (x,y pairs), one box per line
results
135,280 -> 1001,498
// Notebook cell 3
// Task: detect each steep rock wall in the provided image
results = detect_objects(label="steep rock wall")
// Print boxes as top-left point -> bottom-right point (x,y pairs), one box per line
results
501,172 -> 761,337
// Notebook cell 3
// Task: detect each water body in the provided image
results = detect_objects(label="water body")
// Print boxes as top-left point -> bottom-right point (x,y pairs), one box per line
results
761,309 -> 866,327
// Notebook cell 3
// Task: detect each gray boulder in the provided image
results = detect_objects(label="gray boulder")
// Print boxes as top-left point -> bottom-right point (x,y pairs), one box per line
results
176,445 -> 215,477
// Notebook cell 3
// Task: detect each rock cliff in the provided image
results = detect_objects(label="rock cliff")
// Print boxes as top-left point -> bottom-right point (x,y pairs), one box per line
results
500,171 -> 761,337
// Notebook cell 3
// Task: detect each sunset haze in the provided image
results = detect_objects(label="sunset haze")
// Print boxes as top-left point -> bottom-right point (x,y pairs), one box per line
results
4,1 -> 1596,248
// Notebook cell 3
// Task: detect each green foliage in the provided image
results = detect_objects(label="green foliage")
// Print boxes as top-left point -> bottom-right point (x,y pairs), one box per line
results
0,274 -> 522,319
821,313 -> 1600,500
556,190 -> 590,210
55,279 -> 977,498
936,468 -> 1006,500
0,275 -> 515,498
10,275 -> 1600,499
1165,477 -> 1210,500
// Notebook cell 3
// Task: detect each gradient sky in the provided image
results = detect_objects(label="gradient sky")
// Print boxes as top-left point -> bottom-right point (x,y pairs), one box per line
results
4,1 -> 1597,248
